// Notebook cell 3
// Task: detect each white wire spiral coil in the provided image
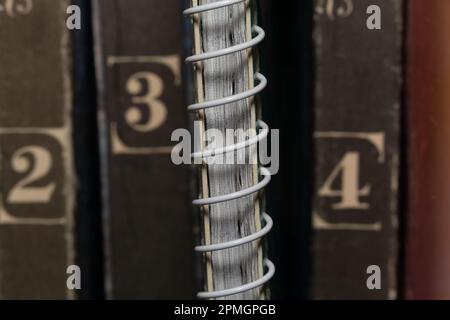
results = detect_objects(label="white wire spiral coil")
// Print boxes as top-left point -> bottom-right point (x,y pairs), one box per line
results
184,0 -> 274,299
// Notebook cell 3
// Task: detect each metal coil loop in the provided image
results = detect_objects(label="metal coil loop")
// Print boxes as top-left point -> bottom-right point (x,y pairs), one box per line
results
185,0 -> 274,299
186,26 -> 265,63
191,120 -> 269,160
197,259 -> 275,299
187,73 -> 267,112
195,213 -> 273,252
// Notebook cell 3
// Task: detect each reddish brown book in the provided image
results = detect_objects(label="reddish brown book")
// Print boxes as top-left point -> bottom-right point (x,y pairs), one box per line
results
405,0 -> 450,300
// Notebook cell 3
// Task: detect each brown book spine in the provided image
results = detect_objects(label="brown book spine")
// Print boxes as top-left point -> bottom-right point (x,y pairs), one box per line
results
405,0 -> 450,300
92,0 -> 195,298
0,0 -> 75,299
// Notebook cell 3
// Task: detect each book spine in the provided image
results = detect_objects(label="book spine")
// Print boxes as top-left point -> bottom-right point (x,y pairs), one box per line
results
182,0 -> 204,294
72,0 -> 104,299
92,0 -> 195,298
311,0 -> 403,299
188,0 -> 266,299
405,0 -> 450,300
258,0 -> 314,299
0,0 -> 75,299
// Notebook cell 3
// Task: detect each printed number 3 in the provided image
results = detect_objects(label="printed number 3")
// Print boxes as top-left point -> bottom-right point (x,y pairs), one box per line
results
125,71 -> 168,132
7,145 -> 55,204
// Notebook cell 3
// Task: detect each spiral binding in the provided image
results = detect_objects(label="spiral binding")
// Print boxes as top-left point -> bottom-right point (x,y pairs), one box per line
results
184,0 -> 274,299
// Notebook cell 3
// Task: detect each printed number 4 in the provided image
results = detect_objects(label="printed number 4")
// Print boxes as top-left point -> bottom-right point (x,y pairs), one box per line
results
318,151 -> 370,210
7,145 -> 55,204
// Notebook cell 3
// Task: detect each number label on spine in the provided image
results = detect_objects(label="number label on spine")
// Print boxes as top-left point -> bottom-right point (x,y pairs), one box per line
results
313,131 -> 387,231
107,55 -> 182,155
315,0 -> 353,20
7,145 -> 56,204
0,0 -> 33,17
0,131 -> 66,222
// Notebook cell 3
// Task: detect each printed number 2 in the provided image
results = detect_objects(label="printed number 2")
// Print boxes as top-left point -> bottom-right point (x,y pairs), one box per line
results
7,145 -> 55,204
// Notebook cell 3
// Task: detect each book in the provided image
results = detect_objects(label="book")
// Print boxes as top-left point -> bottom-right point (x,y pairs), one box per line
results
0,0 -> 75,299
258,0 -> 313,300
72,0 -> 104,299
92,0 -> 196,299
310,0 -> 403,299
186,0 -> 269,299
405,0 -> 450,300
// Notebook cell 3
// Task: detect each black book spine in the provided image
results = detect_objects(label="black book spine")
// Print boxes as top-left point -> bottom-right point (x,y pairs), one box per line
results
72,0 -> 104,299
0,0 -> 75,298
93,0 -> 195,298
259,0 -> 314,299
311,0 -> 403,299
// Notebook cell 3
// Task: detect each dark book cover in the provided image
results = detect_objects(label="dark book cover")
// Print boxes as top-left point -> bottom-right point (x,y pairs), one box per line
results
405,0 -> 450,300
0,0 -> 75,299
311,0 -> 403,299
92,0 -> 195,299
72,0 -> 104,299
258,0 -> 314,299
